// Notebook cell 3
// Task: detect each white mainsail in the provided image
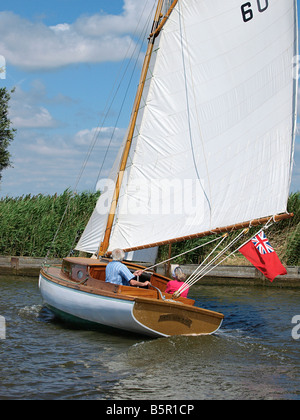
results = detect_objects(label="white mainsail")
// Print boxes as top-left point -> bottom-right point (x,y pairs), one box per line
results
76,0 -> 298,254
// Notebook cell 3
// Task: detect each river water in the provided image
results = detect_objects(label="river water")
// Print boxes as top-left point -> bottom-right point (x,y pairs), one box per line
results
0,275 -> 299,400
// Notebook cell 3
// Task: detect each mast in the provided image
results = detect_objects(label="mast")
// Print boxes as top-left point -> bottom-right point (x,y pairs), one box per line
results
97,0 -> 294,256
75,0 -> 296,257
98,0 -> 171,256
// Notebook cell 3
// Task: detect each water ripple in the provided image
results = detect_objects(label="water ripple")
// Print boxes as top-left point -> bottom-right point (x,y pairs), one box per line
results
0,277 -> 300,400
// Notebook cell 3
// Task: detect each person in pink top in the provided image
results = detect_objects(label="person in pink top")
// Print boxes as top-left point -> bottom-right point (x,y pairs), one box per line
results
165,266 -> 189,298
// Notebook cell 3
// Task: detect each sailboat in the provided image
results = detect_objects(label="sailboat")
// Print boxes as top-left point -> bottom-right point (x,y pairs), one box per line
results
39,0 -> 298,338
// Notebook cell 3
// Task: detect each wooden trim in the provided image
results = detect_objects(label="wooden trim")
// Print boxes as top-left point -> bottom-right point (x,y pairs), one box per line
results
42,262 -> 195,306
41,266 -> 135,302
119,212 -> 294,253
134,297 -> 224,319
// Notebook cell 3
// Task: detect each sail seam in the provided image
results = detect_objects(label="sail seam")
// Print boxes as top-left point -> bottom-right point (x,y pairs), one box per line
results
177,1 -> 212,223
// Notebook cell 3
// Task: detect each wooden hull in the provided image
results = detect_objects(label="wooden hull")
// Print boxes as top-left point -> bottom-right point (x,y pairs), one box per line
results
39,257 -> 224,338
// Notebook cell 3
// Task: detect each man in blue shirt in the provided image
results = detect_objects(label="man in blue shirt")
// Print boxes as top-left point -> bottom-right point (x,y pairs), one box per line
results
105,248 -> 151,287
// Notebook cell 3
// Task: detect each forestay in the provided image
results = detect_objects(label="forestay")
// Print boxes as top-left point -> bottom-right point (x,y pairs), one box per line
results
76,0 -> 298,255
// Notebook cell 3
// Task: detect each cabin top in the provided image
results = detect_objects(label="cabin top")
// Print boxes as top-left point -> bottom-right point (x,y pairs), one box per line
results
63,256 -> 107,266
63,256 -> 154,272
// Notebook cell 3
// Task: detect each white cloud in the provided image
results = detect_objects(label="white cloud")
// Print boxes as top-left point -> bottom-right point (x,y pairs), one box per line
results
50,23 -> 71,33
9,82 -> 63,129
25,137 -> 76,157
14,107 -> 55,129
0,123 -> 124,197
74,126 -> 125,147
0,0 -> 157,197
0,0 -> 155,71
73,0 -> 155,37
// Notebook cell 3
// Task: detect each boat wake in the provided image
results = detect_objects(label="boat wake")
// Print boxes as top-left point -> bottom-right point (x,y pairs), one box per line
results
18,305 -> 55,323
18,304 -> 43,320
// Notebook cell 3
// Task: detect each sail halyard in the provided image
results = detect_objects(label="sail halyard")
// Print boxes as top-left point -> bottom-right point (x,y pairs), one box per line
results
289,0 -> 299,202
97,0 -> 169,257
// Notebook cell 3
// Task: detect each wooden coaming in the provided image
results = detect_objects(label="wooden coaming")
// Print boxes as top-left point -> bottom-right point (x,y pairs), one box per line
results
44,257 -> 195,305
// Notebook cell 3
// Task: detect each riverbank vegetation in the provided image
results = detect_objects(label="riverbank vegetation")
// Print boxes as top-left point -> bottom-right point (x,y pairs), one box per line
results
0,190 -> 99,258
0,190 -> 299,266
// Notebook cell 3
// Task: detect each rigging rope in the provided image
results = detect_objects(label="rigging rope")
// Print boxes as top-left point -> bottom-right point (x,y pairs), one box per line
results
166,217 -> 275,298
93,1 -> 156,189
141,216 -> 276,295
42,3 -> 155,266
176,229 -> 247,296
143,234 -> 224,274
174,218 -> 275,297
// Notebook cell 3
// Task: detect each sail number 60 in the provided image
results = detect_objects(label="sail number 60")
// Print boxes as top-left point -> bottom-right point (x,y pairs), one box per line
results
241,0 -> 269,22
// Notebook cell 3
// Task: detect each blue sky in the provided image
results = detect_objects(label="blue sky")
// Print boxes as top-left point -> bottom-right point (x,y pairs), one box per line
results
0,0 -> 299,198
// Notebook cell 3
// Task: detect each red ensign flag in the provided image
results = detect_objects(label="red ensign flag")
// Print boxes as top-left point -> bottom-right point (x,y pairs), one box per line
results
239,231 -> 287,282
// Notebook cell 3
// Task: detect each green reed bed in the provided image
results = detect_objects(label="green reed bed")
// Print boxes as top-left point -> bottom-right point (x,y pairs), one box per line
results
0,189 -> 299,265
0,189 -> 99,258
